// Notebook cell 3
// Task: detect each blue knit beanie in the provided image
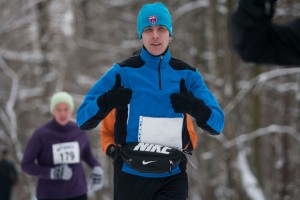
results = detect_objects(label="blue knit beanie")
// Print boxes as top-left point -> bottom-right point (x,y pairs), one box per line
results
50,92 -> 74,114
137,2 -> 172,39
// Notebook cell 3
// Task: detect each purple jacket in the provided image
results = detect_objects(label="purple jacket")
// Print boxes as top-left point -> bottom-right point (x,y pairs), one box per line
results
21,119 -> 100,199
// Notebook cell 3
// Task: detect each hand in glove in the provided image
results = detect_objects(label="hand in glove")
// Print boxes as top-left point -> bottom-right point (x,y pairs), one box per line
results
238,0 -> 277,18
97,74 -> 132,112
50,164 -> 73,180
170,79 -> 211,123
106,144 -> 116,159
88,166 -> 104,192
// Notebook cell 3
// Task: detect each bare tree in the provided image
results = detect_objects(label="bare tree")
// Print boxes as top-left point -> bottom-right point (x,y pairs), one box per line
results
0,0 -> 299,199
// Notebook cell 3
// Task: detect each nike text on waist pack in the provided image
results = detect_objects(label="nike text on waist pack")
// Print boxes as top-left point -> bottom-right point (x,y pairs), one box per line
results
120,142 -> 184,173
133,143 -> 171,154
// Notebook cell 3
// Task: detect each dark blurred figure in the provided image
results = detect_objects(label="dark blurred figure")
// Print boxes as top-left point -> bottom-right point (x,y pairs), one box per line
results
230,0 -> 300,66
0,147 -> 18,200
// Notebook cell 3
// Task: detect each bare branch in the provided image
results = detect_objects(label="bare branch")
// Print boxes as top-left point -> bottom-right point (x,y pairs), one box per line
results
224,68 -> 300,116
236,149 -> 266,200
0,49 -> 54,63
173,0 -> 209,22
223,124 -> 300,149
199,124 -> 299,160
0,56 -> 23,161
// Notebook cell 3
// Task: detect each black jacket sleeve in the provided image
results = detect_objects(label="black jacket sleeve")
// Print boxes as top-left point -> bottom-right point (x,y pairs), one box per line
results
230,0 -> 300,66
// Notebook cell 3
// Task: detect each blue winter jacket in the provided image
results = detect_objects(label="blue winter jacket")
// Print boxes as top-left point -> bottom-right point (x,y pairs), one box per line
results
77,47 -> 224,177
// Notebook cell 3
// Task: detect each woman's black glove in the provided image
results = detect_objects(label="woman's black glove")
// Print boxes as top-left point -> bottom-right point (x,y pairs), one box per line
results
170,79 -> 211,123
97,74 -> 132,113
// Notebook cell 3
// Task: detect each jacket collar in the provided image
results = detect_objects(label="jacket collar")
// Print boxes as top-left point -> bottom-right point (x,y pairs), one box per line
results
48,118 -> 74,133
140,46 -> 171,63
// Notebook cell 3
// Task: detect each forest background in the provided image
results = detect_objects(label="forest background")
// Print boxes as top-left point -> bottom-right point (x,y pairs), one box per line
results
0,0 -> 300,200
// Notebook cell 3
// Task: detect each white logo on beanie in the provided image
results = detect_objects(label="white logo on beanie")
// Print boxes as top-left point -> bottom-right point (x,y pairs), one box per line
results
149,15 -> 157,24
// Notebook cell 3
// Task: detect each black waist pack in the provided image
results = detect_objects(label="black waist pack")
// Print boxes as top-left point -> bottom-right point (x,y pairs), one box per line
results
120,142 -> 183,173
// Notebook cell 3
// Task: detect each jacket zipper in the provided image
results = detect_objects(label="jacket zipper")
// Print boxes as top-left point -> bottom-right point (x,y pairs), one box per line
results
158,55 -> 163,90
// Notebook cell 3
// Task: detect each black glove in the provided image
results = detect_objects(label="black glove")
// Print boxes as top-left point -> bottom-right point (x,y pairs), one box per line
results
238,0 -> 277,19
170,79 -> 211,123
106,144 -> 116,159
97,74 -> 132,112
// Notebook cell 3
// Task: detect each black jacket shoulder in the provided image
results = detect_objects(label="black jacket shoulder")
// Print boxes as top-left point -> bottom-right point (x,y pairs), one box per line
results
169,58 -> 196,72
117,55 -> 145,68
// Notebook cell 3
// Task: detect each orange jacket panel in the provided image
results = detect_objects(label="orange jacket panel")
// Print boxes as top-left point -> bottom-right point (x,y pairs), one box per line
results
100,109 -> 197,154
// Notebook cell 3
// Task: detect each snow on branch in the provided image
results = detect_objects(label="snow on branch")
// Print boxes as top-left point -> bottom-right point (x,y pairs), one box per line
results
0,129 -> 9,142
18,87 -> 44,100
199,124 -> 299,160
0,57 -> 18,113
101,0 -> 136,7
0,108 -> 9,134
236,149 -> 266,200
0,15 -> 34,35
202,72 -> 224,87
172,0 -> 209,22
257,68 -> 300,83
264,81 -> 299,93
0,49 -> 54,63
224,68 -> 300,116
73,38 -> 140,54
76,74 -> 98,87
223,124 -> 300,149
0,56 -> 23,161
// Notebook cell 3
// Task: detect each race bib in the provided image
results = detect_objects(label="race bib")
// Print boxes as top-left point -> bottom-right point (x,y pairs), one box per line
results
52,142 -> 80,164
138,116 -> 183,149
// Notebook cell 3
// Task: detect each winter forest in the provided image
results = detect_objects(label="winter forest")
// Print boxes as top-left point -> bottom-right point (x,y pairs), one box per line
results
0,0 -> 300,199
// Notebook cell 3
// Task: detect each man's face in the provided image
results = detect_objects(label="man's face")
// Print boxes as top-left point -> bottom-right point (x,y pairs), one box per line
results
142,25 -> 170,56
53,103 -> 72,126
